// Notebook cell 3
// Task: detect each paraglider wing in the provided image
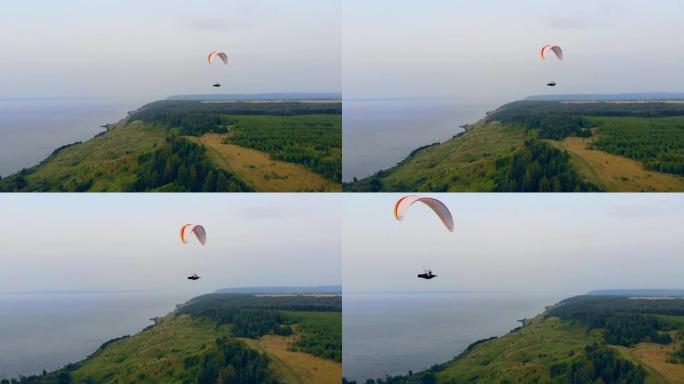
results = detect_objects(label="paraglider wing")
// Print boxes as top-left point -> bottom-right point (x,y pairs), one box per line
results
541,45 -> 563,60
208,51 -> 229,65
191,225 -> 207,246
180,224 -> 192,244
394,195 -> 454,232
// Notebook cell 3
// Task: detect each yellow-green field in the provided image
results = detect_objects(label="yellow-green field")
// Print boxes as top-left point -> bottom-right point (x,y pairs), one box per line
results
187,133 -> 340,192
548,136 -> 684,192
243,334 -> 341,384
614,343 -> 684,384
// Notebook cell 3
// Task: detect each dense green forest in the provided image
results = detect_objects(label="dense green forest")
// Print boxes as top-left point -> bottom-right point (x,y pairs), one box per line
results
490,100 -> 684,118
494,141 -> 599,192
488,108 -> 592,139
178,294 -> 342,361
223,115 -> 341,182
130,100 -> 341,120
130,101 -> 342,181
287,312 -> 342,362
188,338 -> 277,384
127,136 -> 252,192
589,116 -> 684,176
547,295 -> 684,346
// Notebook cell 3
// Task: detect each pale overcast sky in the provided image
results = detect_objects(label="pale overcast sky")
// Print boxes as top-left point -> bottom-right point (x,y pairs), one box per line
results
0,194 -> 341,294
344,194 -> 684,293
344,0 -> 684,100
0,0 -> 341,101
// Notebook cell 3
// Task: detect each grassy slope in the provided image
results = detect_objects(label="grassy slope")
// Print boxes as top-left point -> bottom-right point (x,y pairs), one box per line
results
436,316 -> 602,383
1,109 -> 341,192
424,313 -> 684,384
187,134 -> 339,192
2,120 -> 167,192
356,121 -> 531,192
56,311 -> 341,384
70,314 -> 229,384
348,115 -> 684,192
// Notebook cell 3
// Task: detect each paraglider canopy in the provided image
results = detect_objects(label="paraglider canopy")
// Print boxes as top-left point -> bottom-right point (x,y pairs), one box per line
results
394,195 -> 454,232
180,224 -> 206,245
208,51 -> 229,65
541,45 -> 563,60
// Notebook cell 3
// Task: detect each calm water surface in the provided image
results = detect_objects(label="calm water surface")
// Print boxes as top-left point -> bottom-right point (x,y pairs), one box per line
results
343,291 -> 570,382
342,99 -> 502,181
0,99 -> 139,177
0,292 -> 191,379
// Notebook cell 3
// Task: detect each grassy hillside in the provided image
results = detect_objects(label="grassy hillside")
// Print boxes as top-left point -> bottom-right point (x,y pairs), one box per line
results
348,295 -> 684,384
0,100 -> 341,192
344,100 -> 684,192
10,294 -> 341,384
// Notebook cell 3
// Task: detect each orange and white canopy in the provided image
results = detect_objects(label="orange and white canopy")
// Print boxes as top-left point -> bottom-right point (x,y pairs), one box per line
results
180,224 -> 206,245
208,51 -> 229,65
541,45 -> 563,60
394,195 -> 454,232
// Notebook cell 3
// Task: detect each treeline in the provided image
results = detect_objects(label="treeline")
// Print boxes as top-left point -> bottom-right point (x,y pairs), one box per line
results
178,293 -> 342,314
494,141 -> 599,192
223,116 -> 341,182
590,119 -> 684,176
177,295 -> 338,339
137,111 -> 228,136
128,136 -> 252,192
549,345 -> 646,384
290,315 -> 342,362
669,343 -> 684,364
186,338 -> 277,384
490,109 -> 592,139
493,100 -> 684,118
547,296 -> 684,346
230,310 -> 293,339
130,100 -> 341,120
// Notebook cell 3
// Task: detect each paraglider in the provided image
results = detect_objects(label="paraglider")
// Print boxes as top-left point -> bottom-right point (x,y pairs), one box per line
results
541,45 -> 563,87
180,224 -> 206,245
394,195 -> 454,232
180,224 -> 205,281
540,45 -> 563,60
208,51 -> 228,88
418,266 -> 437,280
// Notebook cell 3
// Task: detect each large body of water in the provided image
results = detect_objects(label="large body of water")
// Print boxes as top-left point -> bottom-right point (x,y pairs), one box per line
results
342,98 -> 502,182
343,291 -> 571,382
0,292 -> 191,380
0,99 -> 139,177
